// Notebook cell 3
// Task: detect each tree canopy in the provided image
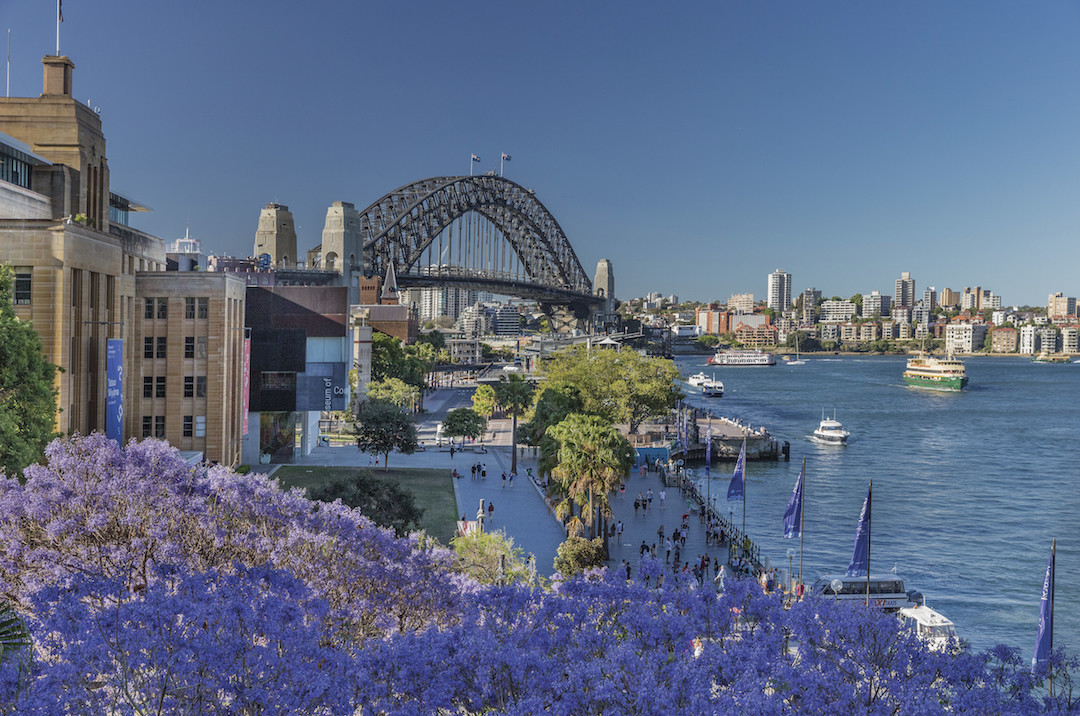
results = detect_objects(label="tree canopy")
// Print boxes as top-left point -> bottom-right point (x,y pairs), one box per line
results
305,469 -> 424,535
0,434 -> 1077,714
441,408 -> 487,443
354,400 -> 418,470
537,346 -> 683,433
0,265 -> 58,478
492,374 -> 534,473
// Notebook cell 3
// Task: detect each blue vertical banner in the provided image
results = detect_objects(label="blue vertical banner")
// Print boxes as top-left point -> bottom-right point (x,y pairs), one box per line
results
1032,541 -> 1055,673
704,418 -> 712,479
783,461 -> 805,539
727,438 -> 746,502
846,482 -> 872,577
105,339 -> 123,443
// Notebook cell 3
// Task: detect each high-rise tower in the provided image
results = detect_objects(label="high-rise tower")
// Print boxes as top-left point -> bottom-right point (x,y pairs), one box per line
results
767,268 -> 792,312
894,272 -> 915,309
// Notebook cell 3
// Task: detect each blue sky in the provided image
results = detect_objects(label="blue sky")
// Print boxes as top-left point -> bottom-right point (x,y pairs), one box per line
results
6,1 -> 1080,306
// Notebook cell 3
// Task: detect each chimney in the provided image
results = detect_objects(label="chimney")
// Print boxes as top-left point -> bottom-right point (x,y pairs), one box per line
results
42,55 -> 75,97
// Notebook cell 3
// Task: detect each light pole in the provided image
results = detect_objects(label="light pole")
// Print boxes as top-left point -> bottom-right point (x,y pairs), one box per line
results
830,578 -> 843,604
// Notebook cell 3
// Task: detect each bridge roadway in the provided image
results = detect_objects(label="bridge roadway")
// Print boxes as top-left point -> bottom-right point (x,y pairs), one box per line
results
280,386 -> 753,583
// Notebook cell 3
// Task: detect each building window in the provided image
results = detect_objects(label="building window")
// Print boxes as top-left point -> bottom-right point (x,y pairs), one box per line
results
260,372 -> 296,390
157,298 -> 168,320
184,376 -> 194,398
13,268 -> 31,305
155,376 -> 166,399
145,298 -> 154,319
183,415 -> 194,437
197,336 -> 208,359
196,376 -> 207,398
197,297 -> 209,319
185,297 -> 196,319
156,336 -> 166,359
154,416 -> 165,438
185,336 -> 195,359
143,377 -> 153,399
142,416 -> 152,438
144,337 -> 154,359
195,415 -> 206,437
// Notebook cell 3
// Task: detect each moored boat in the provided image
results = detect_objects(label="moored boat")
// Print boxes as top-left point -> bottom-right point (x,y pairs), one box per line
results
898,604 -> 958,651
708,349 -> 776,366
812,411 -> 849,444
903,352 -> 967,391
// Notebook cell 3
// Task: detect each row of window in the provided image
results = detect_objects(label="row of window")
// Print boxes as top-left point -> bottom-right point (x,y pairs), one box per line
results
144,336 -> 211,359
141,415 -> 206,438
142,375 -> 207,399
143,297 -> 210,320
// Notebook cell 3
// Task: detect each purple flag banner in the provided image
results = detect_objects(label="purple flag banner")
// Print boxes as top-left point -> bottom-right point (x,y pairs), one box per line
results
1032,543 -> 1055,673
845,482 -> 872,577
783,462 -> 804,539
727,438 -> 745,502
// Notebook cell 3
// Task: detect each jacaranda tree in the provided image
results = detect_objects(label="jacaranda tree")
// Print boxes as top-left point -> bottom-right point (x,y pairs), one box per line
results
1,434 -> 1077,714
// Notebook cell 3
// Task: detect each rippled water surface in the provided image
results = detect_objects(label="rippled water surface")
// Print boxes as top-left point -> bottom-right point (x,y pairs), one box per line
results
677,354 -> 1079,652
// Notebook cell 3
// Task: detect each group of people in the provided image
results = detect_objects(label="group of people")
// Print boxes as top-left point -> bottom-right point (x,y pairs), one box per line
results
468,463 -> 487,480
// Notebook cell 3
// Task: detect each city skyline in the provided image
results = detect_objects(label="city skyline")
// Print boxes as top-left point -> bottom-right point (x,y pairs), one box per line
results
4,1 -> 1079,306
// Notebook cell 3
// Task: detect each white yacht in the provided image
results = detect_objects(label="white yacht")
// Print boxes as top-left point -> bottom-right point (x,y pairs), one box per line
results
687,372 -> 708,387
701,376 -> 724,397
812,411 -> 849,445
898,604 -> 958,652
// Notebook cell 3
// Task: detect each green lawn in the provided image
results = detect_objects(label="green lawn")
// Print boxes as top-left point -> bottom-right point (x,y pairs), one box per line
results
272,466 -> 459,544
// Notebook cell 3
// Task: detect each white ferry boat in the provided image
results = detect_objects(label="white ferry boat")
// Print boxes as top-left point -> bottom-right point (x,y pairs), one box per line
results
898,604 -> 958,651
707,349 -> 776,367
701,377 -> 724,397
812,411 -> 849,445
811,574 -> 919,611
687,372 -> 708,386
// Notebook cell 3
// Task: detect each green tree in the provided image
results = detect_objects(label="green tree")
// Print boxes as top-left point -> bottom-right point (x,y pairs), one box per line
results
442,408 -> 487,443
553,535 -> 606,578
519,382 -> 583,446
451,529 -> 534,585
696,334 -> 720,348
545,414 -> 632,541
354,401 -> 418,470
537,346 -> 682,434
471,384 -> 497,417
493,374 -> 535,474
0,265 -> 58,478
370,332 -> 406,383
305,469 -> 424,535
416,330 -> 446,351
366,377 -> 420,410
0,602 -> 32,695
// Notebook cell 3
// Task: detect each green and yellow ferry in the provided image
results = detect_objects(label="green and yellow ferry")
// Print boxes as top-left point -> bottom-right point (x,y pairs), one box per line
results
903,352 -> 968,391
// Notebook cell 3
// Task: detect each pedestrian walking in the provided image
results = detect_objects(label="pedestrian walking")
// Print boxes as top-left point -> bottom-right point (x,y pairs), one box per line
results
665,538 -> 672,563
471,464 -> 477,480
634,498 -> 640,516
508,472 -> 515,487
481,465 -> 486,479
488,502 -> 494,520
501,472 -> 507,488
647,489 -> 654,506
640,540 -> 649,557
450,445 -> 455,458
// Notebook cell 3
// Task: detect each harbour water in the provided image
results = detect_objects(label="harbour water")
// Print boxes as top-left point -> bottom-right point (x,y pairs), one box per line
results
677,353 -> 1080,653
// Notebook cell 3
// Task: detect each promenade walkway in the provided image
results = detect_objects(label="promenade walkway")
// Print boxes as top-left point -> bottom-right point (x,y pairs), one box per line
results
284,387 -> 768,586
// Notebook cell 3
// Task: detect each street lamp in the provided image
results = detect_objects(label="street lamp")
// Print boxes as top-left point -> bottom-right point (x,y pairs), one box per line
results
830,578 -> 844,604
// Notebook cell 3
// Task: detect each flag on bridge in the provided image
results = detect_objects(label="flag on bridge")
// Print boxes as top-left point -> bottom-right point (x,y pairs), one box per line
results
845,482 -> 872,577
1032,540 -> 1055,674
471,154 -> 481,162
501,153 -> 511,161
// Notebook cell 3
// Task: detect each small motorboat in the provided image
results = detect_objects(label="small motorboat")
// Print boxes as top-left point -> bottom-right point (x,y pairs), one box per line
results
812,410 -> 849,445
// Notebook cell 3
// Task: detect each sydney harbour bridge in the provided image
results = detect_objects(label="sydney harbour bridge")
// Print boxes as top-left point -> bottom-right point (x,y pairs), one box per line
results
350,175 -> 612,332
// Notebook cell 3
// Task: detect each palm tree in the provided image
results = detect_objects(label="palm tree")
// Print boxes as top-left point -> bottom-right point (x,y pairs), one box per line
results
493,373 -> 534,475
546,414 -> 633,543
0,602 -> 32,694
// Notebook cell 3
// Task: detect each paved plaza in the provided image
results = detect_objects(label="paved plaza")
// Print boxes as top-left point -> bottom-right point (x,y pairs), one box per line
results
286,387 -> 741,582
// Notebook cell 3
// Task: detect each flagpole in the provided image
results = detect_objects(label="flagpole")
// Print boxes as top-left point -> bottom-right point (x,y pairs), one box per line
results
469,155 -> 472,176
866,479 -> 872,607
799,457 -> 805,592
1051,537 -> 1056,697
500,153 -> 504,177
6,29 -> 10,98
55,0 -> 60,56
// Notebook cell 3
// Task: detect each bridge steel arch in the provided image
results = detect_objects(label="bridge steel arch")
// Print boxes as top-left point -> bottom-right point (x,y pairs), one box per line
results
355,175 -> 599,315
